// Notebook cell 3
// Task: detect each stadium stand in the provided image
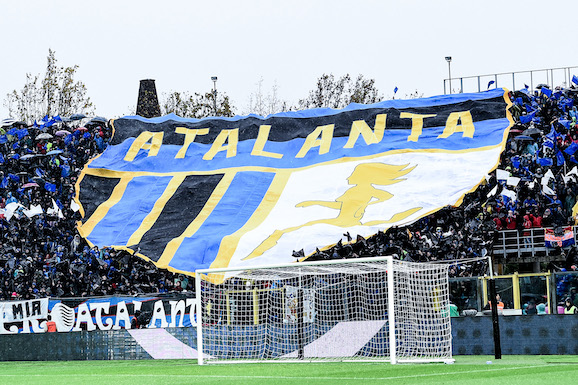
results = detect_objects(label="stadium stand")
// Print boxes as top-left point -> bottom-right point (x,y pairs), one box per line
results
308,86 -> 578,277
1,84 -> 578,302
0,116 -> 188,300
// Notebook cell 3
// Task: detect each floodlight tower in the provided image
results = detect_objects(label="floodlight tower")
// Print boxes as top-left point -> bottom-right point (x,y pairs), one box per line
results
445,57 -> 452,94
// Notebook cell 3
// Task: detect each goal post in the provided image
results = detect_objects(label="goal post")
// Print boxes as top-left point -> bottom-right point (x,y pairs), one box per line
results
195,256 -> 453,365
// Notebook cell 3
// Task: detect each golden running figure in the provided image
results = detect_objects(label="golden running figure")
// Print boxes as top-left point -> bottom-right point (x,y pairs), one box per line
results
244,163 -> 422,260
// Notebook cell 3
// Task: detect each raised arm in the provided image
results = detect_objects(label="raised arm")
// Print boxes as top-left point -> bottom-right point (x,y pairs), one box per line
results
367,188 -> 393,205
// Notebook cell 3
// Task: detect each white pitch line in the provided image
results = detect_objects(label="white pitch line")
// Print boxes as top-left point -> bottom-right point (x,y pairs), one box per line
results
0,363 -> 568,381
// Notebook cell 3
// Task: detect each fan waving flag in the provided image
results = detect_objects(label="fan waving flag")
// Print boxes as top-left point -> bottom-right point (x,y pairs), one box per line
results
545,227 -> 575,248
76,89 -> 513,275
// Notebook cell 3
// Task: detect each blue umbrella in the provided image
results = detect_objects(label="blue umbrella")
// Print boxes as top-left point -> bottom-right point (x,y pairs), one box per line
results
89,116 -> 108,124
46,149 -> 64,156
70,113 -> 87,121
514,135 -> 534,141
1,118 -> 16,128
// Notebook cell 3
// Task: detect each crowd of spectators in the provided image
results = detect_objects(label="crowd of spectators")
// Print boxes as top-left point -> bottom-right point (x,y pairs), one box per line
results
308,85 -> 578,277
0,115 -> 189,300
3,84 -> 578,300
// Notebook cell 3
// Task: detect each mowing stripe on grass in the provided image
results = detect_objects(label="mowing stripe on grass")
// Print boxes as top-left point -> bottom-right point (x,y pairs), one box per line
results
0,363 -> 569,381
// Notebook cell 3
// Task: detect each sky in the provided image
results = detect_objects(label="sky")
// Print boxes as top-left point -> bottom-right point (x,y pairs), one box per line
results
0,0 -> 577,120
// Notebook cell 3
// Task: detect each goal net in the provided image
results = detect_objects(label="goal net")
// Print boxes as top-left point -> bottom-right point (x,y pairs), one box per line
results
195,256 -> 453,364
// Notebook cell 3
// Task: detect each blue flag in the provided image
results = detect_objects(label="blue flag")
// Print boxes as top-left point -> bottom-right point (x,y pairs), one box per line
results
60,164 -> 70,178
0,134 -> 7,144
16,128 -> 28,140
0,177 -> 8,189
537,156 -> 554,167
546,125 -> 558,141
541,87 -> 552,97
487,80 -> 495,89
44,182 -> 56,192
560,119 -> 571,129
557,150 -> 566,166
520,113 -> 535,124
393,87 -> 398,94
515,97 -> 524,105
573,75 -> 578,85
512,155 -> 521,169
543,139 -> 554,149
565,142 -> 578,155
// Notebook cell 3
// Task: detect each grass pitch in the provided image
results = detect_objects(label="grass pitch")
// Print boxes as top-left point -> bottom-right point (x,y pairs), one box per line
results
0,356 -> 576,385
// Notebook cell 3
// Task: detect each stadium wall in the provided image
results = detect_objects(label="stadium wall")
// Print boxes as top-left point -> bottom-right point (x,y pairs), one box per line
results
0,316 -> 576,360
453,315 -> 578,355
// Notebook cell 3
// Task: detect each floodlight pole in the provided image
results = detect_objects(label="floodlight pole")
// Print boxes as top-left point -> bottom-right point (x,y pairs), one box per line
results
487,255 -> 501,360
488,278 -> 502,359
445,57 -> 452,94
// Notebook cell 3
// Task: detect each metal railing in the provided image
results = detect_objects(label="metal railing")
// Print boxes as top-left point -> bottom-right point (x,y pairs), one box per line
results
444,66 -> 578,94
450,271 -> 578,315
492,226 -> 576,260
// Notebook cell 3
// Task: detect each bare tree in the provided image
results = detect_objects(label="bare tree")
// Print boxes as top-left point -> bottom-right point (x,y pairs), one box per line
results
298,73 -> 383,109
4,49 -> 94,122
245,78 -> 289,116
160,90 -> 234,118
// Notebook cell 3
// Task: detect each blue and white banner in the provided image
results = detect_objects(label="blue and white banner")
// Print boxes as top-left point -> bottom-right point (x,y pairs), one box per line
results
76,89 -> 513,275
0,296 -> 195,334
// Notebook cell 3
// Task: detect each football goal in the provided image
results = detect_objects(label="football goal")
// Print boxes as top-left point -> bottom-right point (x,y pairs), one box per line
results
195,256 -> 454,364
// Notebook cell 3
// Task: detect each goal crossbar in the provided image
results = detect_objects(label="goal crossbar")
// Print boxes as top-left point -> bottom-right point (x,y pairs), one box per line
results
195,256 -> 452,365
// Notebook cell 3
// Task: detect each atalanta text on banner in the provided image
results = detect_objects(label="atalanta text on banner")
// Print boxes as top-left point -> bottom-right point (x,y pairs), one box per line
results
76,89 -> 513,275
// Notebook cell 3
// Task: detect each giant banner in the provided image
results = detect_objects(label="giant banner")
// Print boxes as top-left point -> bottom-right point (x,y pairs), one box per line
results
77,89 -> 512,275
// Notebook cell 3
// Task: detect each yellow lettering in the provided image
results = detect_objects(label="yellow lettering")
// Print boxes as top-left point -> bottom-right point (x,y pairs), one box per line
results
343,114 -> 386,149
203,129 -> 239,160
123,131 -> 164,162
251,125 -> 283,159
438,111 -> 475,139
174,127 -> 209,159
401,113 -> 437,142
296,124 -> 334,158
